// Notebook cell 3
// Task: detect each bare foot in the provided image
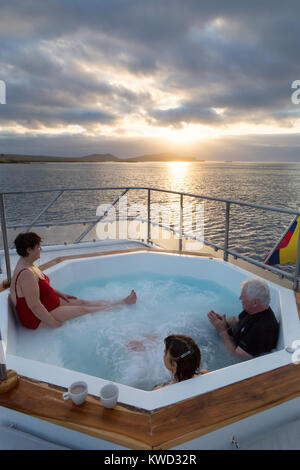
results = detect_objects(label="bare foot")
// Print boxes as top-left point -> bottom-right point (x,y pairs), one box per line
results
127,340 -> 145,351
123,289 -> 137,305
148,335 -> 159,342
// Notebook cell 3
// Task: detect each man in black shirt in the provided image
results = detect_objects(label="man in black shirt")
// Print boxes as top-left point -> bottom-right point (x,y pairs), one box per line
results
207,278 -> 279,358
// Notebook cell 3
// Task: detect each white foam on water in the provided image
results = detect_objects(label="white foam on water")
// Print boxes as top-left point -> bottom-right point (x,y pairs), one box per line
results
15,273 -> 245,390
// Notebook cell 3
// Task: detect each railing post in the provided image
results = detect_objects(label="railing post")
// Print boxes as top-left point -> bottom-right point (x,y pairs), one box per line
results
294,223 -> 300,291
147,189 -> 151,244
0,330 -> 7,381
179,194 -> 183,252
0,194 -> 12,282
224,201 -> 230,261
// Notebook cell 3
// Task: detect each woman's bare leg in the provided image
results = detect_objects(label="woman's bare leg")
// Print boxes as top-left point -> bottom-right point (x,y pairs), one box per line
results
62,290 -> 137,308
41,290 -> 137,325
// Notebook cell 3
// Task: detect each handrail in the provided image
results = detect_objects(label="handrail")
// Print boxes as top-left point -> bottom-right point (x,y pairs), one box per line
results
1,186 -> 300,290
74,189 -> 129,243
2,186 -> 300,216
8,190 -> 64,250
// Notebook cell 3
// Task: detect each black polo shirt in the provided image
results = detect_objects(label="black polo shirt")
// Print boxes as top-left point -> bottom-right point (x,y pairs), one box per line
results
228,307 -> 279,357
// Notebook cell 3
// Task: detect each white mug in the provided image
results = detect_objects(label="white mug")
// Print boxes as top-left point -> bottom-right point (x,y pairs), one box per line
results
62,381 -> 88,405
100,383 -> 119,408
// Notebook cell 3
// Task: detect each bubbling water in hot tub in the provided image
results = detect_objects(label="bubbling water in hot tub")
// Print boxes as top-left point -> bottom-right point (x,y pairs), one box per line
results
15,273 -> 245,390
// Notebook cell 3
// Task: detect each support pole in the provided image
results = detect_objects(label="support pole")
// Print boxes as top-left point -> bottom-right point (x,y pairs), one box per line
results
179,194 -> 183,252
0,194 -> 11,282
0,331 -> 7,381
294,222 -> 300,292
224,201 -> 230,262
0,330 -> 19,393
147,189 -> 151,244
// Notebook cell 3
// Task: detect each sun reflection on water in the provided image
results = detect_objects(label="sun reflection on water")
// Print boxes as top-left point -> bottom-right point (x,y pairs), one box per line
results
167,161 -> 190,192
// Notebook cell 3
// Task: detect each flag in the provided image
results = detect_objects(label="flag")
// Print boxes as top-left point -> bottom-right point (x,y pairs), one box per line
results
265,215 -> 300,265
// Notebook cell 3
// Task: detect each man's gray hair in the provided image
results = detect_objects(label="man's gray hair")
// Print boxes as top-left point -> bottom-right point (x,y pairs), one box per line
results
241,278 -> 270,307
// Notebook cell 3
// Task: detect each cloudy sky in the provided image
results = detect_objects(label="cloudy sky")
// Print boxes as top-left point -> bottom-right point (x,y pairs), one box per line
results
1,0 -> 300,160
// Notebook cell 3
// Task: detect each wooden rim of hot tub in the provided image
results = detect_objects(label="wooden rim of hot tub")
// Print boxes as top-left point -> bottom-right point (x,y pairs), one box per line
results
0,363 -> 299,449
0,247 -> 300,449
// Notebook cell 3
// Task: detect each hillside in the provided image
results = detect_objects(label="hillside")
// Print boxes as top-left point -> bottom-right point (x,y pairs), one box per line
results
0,152 -> 198,163
122,152 -> 197,162
0,154 -> 82,163
80,153 -> 120,162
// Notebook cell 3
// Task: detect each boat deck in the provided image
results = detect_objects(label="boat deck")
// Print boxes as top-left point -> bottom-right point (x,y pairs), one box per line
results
0,359 -> 299,449
0,240 -> 149,285
0,245 -> 299,449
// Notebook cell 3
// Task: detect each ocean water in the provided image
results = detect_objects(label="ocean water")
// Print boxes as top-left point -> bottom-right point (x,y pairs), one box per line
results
1,161 -> 300,269
15,273 -> 245,390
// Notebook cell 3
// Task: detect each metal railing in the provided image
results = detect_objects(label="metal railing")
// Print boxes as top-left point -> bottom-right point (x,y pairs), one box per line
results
1,186 -> 300,291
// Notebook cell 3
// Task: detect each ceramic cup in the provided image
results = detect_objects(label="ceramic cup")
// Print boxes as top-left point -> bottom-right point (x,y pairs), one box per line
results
62,381 -> 88,405
100,383 -> 119,408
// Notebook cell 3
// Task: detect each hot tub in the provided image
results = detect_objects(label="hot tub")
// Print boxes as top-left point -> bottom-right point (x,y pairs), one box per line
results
1,251 -> 299,413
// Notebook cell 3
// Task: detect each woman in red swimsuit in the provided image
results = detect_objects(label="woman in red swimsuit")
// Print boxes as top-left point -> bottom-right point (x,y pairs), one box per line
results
11,232 -> 137,330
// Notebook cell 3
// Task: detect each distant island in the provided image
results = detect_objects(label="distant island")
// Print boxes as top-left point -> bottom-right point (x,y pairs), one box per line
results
0,152 -> 201,163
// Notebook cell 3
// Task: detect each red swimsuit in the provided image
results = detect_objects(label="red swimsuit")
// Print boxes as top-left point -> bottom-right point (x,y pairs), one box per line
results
15,268 -> 60,330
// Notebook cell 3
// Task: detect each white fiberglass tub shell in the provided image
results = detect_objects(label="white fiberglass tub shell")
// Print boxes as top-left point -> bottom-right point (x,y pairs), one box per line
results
0,251 -> 299,411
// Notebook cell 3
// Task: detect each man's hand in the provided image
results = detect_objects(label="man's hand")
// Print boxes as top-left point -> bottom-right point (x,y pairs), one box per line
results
207,310 -> 227,332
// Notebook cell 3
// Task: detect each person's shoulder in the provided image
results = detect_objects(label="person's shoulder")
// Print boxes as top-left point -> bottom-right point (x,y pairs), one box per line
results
250,308 -> 278,337
152,380 -> 173,390
266,307 -> 279,329
266,306 -> 277,317
238,310 -> 247,320
195,369 -> 210,376
17,268 -> 36,282
261,307 -> 278,323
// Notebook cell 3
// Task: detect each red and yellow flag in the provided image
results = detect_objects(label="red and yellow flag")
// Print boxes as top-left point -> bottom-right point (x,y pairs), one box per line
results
265,216 -> 300,265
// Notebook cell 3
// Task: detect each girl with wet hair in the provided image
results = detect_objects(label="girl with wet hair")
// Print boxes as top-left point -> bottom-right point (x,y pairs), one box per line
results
153,334 -> 208,389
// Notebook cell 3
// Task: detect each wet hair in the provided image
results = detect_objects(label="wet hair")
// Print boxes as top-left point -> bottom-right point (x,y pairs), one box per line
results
241,278 -> 270,307
164,334 -> 201,382
14,232 -> 42,257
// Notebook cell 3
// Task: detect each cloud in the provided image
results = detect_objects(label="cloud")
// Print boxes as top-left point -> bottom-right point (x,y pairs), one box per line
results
150,104 -> 223,128
1,0 -> 300,158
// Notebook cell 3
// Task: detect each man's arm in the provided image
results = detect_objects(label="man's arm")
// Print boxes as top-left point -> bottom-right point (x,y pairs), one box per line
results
207,310 -> 252,358
219,330 -> 253,358
226,315 -> 239,327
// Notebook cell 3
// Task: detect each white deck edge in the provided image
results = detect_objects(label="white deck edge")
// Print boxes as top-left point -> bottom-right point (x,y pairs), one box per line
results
1,250 -> 299,411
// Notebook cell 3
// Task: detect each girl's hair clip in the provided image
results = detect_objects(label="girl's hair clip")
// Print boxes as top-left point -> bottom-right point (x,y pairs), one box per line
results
180,350 -> 192,359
